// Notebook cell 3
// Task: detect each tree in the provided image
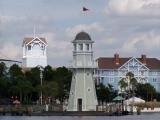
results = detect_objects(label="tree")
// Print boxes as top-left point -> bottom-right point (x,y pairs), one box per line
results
8,64 -> 25,101
96,83 -> 107,103
0,62 -> 8,97
43,65 -> 55,81
126,72 -> 137,98
0,76 -> 9,97
25,67 -> 41,102
130,78 -> 138,96
96,83 -> 117,103
136,83 -> 156,101
43,81 -> 59,98
118,78 -> 128,96
0,62 -> 7,77
16,79 -> 33,104
126,72 -> 134,79
25,67 -> 41,86
54,67 -> 72,102
9,64 -> 23,79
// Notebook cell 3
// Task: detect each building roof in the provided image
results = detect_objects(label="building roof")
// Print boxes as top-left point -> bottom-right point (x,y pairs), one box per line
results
98,57 -> 130,69
22,37 -> 47,46
0,59 -> 22,63
97,57 -> 160,70
74,31 -> 91,40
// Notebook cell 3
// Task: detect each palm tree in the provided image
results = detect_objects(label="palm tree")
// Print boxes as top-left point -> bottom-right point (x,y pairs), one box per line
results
126,72 -> 137,97
126,72 -> 137,113
118,78 -> 127,96
126,72 -> 134,79
130,78 -> 138,97
118,78 -> 127,112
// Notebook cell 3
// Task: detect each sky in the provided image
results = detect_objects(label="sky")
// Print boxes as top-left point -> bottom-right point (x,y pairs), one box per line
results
0,0 -> 160,67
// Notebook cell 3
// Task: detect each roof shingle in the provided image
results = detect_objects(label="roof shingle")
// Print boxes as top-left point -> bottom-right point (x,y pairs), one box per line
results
22,37 -> 47,46
97,57 -> 160,70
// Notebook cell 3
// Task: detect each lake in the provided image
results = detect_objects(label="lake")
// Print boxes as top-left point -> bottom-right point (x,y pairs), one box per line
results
0,113 -> 160,120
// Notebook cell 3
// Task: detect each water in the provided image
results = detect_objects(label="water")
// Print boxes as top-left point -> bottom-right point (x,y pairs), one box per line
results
0,113 -> 160,120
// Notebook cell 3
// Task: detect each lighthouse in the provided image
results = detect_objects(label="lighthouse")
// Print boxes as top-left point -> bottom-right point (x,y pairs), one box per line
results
68,31 -> 98,111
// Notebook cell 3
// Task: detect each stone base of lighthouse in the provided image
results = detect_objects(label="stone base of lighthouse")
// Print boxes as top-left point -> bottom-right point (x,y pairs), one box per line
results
67,69 -> 97,111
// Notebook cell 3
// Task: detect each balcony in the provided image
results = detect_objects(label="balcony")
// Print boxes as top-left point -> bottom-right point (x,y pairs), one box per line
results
68,61 -> 98,69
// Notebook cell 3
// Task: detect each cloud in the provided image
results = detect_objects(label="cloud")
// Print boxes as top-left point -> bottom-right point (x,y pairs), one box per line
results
66,23 -> 104,38
40,32 -> 70,50
0,15 -> 26,24
0,15 -> 51,33
121,31 -> 160,53
0,15 -> 26,32
105,0 -> 160,17
39,32 -> 71,65
0,42 -> 21,60
39,32 -> 57,48
101,37 -> 117,45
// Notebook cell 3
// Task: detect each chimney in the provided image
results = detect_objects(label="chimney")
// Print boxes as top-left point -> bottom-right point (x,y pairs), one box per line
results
141,54 -> 147,65
114,53 -> 120,65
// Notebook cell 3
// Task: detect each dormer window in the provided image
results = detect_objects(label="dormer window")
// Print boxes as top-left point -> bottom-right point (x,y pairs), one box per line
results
28,45 -> 31,50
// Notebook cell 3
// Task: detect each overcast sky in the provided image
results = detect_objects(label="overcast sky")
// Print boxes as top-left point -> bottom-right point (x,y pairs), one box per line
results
0,0 -> 160,67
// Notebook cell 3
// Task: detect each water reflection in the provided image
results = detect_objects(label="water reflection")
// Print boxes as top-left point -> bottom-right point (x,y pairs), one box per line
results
0,113 -> 160,120
71,116 -> 96,120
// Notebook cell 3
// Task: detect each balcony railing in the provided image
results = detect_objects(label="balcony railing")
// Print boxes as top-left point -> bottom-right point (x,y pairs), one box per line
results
68,61 -> 98,68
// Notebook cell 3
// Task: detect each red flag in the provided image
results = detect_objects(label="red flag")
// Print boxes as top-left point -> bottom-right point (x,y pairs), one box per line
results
83,7 -> 89,11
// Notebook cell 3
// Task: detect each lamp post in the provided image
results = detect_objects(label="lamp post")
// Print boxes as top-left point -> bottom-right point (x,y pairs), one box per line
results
38,65 -> 44,105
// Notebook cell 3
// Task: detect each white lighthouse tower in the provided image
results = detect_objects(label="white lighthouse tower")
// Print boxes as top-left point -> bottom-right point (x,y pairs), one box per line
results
68,31 -> 98,111
22,37 -> 47,68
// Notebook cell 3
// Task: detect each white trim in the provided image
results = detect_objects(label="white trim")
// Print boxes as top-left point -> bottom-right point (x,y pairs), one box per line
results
118,57 -> 149,70
26,37 -> 47,46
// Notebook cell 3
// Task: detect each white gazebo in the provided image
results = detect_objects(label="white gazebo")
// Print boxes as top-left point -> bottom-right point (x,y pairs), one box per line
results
124,97 -> 145,112
124,97 -> 145,105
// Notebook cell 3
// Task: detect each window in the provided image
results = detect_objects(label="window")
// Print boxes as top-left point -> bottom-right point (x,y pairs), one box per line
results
109,78 -> 114,83
41,45 -> 45,50
141,71 -> 144,76
88,88 -> 91,92
79,44 -> 83,51
74,44 -> 76,51
86,44 -> 89,51
152,72 -> 157,76
33,43 -> 40,50
101,77 -> 104,83
28,45 -> 31,50
109,71 -> 114,76
153,78 -> 157,82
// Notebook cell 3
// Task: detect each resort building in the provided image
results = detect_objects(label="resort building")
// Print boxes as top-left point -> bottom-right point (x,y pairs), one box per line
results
95,54 -> 160,92
22,37 -> 47,68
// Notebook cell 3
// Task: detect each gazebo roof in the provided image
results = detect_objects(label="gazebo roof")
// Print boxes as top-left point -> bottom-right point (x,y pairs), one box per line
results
113,96 -> 124,101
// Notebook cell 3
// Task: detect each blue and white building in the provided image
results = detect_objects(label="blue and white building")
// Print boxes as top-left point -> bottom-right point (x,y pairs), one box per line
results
95,54 -> 160,92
